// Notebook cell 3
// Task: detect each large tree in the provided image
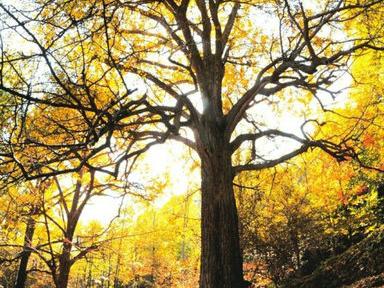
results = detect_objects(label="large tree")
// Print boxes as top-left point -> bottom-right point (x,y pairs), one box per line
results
1,0 -> 384,287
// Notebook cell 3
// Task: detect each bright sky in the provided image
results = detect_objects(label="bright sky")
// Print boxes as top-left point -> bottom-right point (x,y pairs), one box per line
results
82,141 -> 200,225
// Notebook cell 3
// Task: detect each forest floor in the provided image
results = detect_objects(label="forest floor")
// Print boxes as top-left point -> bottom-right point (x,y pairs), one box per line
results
283,226 -> 384,288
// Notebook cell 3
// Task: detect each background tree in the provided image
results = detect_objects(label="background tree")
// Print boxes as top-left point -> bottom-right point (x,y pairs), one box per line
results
236,144 -> 384,285
0,180 -> 48,288
1,1 -> 384,287
0,166 -> 142,288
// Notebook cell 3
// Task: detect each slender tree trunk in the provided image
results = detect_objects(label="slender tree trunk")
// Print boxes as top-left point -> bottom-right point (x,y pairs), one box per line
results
197,130 -> 244,288
15,215 -> 36,288
55,177 -> 83,288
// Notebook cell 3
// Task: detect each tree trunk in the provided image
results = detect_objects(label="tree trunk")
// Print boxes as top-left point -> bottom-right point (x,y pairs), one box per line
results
55,179 -> 82,288
56,243 -> 72,288
198,132 -> 244,288
15,215 -> 36,288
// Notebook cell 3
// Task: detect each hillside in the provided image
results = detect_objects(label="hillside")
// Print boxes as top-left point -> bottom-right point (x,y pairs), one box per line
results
284,227 -> 384,288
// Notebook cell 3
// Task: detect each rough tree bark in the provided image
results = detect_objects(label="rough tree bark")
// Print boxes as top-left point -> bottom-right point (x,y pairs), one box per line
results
196,101 -> 244,287
199,145 -> 244,288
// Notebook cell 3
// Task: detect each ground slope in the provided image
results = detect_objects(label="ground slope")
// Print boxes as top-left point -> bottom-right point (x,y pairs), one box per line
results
284,226 -> 384,288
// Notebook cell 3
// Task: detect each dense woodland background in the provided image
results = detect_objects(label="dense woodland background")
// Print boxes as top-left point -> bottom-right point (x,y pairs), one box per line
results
1,0 -> 384,287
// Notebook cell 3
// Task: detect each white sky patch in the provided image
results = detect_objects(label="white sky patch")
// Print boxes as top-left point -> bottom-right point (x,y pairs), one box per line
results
81,140 -> 200,225
81,194 -> 125,225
